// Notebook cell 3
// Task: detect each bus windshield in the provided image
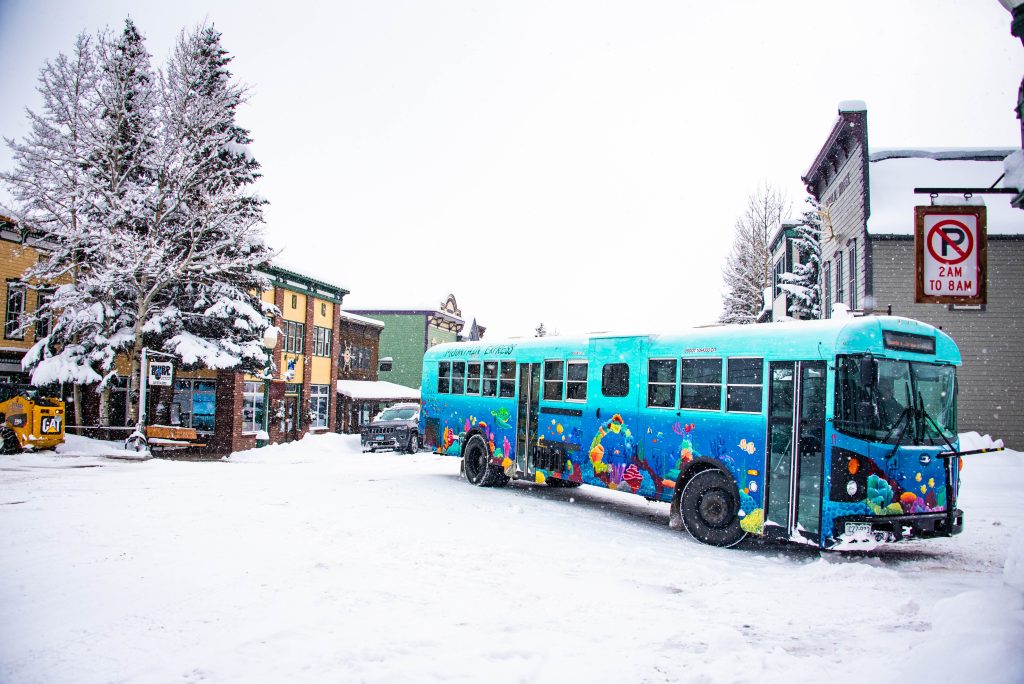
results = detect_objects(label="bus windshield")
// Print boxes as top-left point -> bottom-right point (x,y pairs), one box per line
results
834,355 -> 956,445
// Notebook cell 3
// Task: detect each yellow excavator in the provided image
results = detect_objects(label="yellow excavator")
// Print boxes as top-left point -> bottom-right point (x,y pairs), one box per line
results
0,386 -> 65,454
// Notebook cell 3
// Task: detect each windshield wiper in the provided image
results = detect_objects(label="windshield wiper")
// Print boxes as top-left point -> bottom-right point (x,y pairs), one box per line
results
884,407 -> 913,461
916,390 -> 957,453
885,383 -> 915,461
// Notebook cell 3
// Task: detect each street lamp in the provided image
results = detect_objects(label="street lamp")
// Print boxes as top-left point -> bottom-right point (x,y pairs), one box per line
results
259,326 -> 279,446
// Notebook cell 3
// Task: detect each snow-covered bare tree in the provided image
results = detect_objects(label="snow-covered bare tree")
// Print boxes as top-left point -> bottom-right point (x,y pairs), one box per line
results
5,19 -> 275,425
1,32 -> 104,425
778,196 -> 823,320
719,184 -> 789,324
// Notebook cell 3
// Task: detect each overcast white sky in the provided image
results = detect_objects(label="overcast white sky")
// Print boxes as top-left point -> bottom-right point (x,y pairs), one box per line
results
1,1 -> 1022,338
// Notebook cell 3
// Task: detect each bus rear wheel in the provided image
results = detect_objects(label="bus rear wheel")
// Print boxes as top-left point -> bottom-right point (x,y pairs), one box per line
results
463,433 -> 507,487
680,469 -> 747,548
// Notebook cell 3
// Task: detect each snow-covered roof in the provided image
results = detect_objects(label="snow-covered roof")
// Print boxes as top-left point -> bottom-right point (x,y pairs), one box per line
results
268,255 -> 350,295
868,149 -> 1024,236
336,380 -> 420,401
340,311 -> 384,328
345,301 -> 464,319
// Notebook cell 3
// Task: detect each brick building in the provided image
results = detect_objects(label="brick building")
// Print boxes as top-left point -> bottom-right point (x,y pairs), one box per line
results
334,310 -> 418,434
768,102 -> 1024,447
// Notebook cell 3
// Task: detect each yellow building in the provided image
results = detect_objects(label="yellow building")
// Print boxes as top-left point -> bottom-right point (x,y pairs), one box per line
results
0,212 -> 49,385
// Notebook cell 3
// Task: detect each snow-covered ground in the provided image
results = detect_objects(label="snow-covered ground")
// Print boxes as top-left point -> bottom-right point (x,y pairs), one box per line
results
1,433 -> 1022,683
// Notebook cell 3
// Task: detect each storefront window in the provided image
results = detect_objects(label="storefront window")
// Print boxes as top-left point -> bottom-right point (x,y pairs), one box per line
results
242,381 -> 265,433
309,384 -> 330,429
172,379 -> 217,431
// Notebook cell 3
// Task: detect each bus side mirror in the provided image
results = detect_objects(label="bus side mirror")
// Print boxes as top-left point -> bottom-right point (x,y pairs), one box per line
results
860,358 -> 877,388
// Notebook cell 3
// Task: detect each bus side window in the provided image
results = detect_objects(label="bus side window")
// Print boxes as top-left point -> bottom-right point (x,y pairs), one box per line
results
602,363 -> 629,397
499,362 -> 516,397
566,361 -> 588,401
451,362 -> 466,395
726,358 -> 763,413
482,361 -> 498,397
467,362 -> 481,395
647,359 -> 677,408
544,360 -> 564,400
438,362 -> 451,394
681,358 -> 722,411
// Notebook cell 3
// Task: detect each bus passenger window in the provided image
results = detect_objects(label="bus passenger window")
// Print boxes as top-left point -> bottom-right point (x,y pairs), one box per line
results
438,362 -> 451,394
680,358 -> 722,411
566,361 -> 588,401
602,363 -> 629,397
467,362 -> 481,395
726,358 -> 763,413
482,362 -> 498,397
499,362 -> 516,397
544,360 -> 564,400
451,362 -> 466,395
647,359 -> 677,408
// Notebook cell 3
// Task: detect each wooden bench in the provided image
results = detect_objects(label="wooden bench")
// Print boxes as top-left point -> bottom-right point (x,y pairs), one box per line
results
137,425 -> 207,449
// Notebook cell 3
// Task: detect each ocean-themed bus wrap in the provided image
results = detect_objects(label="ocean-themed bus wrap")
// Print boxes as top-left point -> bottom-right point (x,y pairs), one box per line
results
421,316 -> 972,551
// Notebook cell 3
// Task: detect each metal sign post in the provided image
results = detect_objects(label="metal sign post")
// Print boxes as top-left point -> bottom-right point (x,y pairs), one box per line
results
136,347 -> 177,433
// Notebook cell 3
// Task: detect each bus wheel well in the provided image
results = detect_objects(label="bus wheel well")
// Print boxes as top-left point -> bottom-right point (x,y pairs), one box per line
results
678,458 -> 739,494
669,458 -> 740,531
461,430 -> 508,488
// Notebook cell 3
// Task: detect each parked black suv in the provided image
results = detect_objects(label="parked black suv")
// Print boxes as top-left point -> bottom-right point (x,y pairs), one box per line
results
360,403 -> 421,453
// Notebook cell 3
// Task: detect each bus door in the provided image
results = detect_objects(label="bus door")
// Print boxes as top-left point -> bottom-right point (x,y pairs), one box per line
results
764,361 -> 826,544
515,363 -> 541,476
585,337 -> 644,479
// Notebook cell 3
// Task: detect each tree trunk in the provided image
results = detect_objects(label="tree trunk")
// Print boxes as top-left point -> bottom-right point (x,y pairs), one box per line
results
98,386 -> 110,427
72,383 -> 83,431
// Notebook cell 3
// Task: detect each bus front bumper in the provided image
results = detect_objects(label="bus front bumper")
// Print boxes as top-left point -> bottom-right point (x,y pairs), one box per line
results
834,509 -> 963,546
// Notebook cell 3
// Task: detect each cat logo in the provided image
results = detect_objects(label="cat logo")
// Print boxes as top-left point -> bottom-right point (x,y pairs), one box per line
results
41,416 -> 63,434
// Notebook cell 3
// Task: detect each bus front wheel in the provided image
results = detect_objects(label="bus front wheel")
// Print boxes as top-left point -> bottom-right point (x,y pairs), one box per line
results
463,433 -> 507,487
680,469 -> 747,548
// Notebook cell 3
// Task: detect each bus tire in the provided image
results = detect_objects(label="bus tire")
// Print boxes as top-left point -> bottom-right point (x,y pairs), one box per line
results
680,469 -> 747,548
463,433 -> 502,487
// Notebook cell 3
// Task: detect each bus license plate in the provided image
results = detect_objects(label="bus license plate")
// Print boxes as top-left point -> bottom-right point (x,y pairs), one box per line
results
845,522 -> 871,536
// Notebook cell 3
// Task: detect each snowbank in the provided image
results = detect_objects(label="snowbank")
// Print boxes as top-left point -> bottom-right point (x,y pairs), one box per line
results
959,431 -> 1005,451
226,431 -> 361,463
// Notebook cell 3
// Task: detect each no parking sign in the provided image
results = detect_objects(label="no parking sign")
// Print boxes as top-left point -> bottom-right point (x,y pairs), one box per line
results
914,205 -> 987,305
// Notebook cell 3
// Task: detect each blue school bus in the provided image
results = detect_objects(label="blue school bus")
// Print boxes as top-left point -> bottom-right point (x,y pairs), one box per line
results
420,316 -> 975,550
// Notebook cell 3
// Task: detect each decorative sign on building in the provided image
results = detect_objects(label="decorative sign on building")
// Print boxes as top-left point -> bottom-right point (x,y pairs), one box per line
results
148,361 -> 174,387
914,205 -> 987,305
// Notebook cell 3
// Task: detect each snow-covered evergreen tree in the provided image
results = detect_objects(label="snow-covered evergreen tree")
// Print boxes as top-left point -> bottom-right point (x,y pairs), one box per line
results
778,196 -> 823,319
719,185 -> 788,324
534,322 -> 547,337
146,23 -> 274,377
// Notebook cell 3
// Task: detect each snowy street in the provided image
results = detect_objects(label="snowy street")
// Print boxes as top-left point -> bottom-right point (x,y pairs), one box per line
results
2,433 -> 1023,683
